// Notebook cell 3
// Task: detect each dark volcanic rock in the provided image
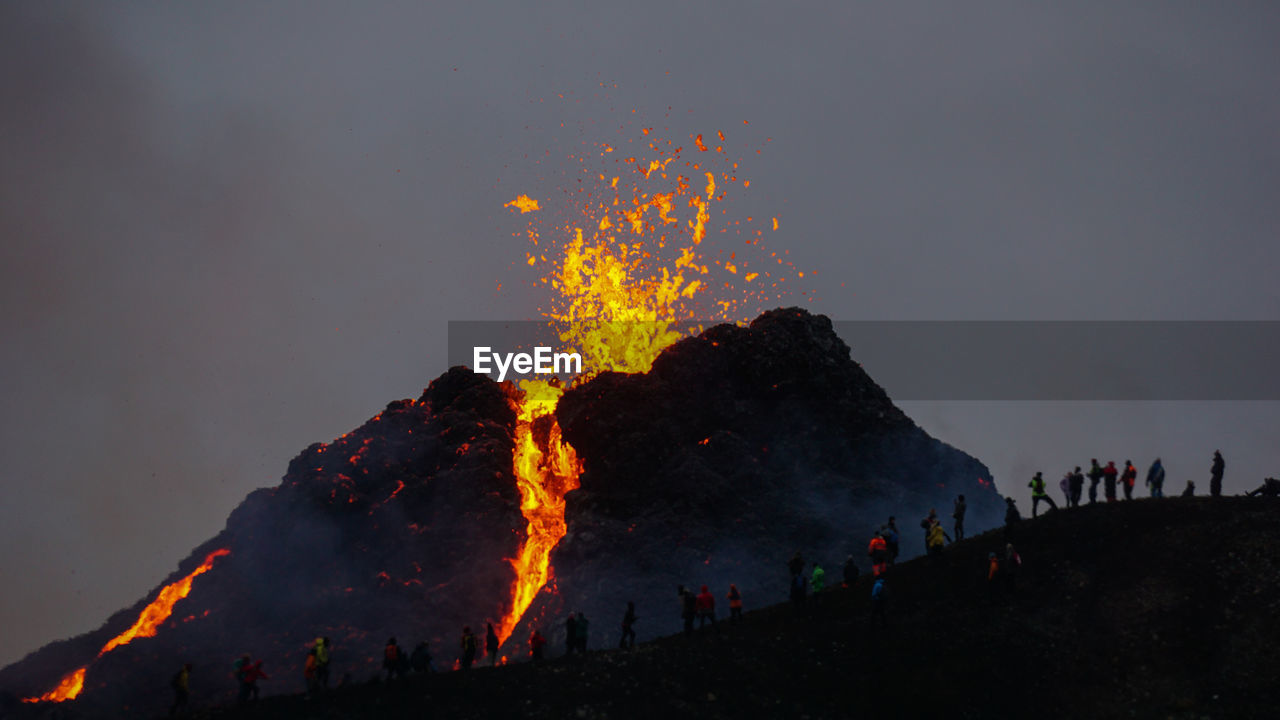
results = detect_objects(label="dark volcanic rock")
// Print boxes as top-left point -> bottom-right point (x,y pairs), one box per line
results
514,308 -> 1000,650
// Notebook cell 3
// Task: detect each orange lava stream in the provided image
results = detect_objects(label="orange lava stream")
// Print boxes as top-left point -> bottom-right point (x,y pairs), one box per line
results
495,380 -> 580,645
24,548 -> 230,703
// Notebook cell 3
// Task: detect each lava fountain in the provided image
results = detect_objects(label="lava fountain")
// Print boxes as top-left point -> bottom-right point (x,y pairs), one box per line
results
494,126 -> 806,644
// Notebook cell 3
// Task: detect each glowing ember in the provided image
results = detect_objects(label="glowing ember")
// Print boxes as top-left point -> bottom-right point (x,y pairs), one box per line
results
24,549 -> 230,703
494,125 -> 808,645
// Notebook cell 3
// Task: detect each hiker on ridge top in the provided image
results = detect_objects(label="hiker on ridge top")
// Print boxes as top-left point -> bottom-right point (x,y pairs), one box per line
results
1087,460 -> 1104,504
1146,458 -> 1166,498
1247,477 -> 1280,497
620,601 -> 638,648
1004,497 -> 1021,541
727,585 -> 744,623
1069,466 -> 1085,507
920,509 -> 938,553
1103,461 -> 1119,502
1028,471 -> 1058,517
952,496 -> 967,540
884,517 -> 901,563
695,586 -> 718,631
1211,450 -> 1225,497
459,628 -> 478,669
1121,460 -> 1137,500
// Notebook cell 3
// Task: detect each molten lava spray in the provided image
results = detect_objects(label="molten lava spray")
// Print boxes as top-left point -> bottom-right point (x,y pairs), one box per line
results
24,548 -> 230,703
495,126 -> 808,644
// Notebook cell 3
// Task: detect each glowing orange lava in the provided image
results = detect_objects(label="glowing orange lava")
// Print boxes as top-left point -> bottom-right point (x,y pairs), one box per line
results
24,548 -> 230,703
494,126 -> 807,644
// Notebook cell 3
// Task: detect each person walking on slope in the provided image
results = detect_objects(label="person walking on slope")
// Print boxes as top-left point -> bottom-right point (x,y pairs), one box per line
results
1069,466 -> 1085,507
314,637 -> 331,690
870,575 -> 889,626
1003,544 -> 1022,595
727,585 -> 744,623
169,662 -> 191,717
953,495 -> 967,540
679,585 -> 697,636
811,563 -> 826,593
1103,461 -> 1119,502
1004,497 -> 1021,541
384,638 -> 406,680
920,509 -> 938,553
485,622 -> 500,667
1146,458 -> 1166,498
529,629 -> 547,661
459,628 -> 478,669
926,519 -> 952,561
1210,450 -> 1225,497
986,552 -> 1001,601
565,613 -> 578,654
695,585 -> 718,631
410,641 -> 433,673
1121,461 -> 1137,500
573,612 -> 589,653
1059,473 -> 1071,507
868,530 -> 888,577
303,648 -> 318,699
1028,471 -> 1058,517
242,659 -> 268,701
620,601 -> 638,648
884,517 -> 901,563
233,654 -> 254,705
1087,460 -> 1104,504
842,556 -> 860,587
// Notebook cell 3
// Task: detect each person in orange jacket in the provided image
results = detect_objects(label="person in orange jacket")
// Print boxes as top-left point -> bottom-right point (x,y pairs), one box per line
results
726,585 -> 743,624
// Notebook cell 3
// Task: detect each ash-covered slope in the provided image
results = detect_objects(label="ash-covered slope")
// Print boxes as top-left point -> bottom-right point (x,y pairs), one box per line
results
510,308 -> 1001,649
0,307 -> 1000,717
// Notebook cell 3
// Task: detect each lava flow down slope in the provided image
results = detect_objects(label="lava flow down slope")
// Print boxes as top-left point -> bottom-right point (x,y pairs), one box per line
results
1,127 -> 1002,715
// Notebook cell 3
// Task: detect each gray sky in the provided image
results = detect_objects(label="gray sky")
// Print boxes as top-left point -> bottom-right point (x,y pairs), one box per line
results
2,1 -> 1278,668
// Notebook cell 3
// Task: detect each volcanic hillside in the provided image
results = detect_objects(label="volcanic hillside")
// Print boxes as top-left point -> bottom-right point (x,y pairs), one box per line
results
0,308 -> 1002,715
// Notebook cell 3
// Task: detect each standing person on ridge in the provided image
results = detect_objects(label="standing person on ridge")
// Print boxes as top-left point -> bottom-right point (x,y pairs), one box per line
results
620,602 -> 638,648
926,519 -> 952,562
242,659 -> 268,702
303,649 -> 318,699
1059,473 -> 1071,507
952,496 -> 967,540
1146,458 -> 1165,498
1087,459 -> 1104,504
1028,471 -> 1058,517
459,627 -> 478,669
811,562 -> 826,594
679,585 -> 697,636
868,530 -> 888,577
870,575 -> 889,626
384,638 -> 405,680
1069,466 -> 1085,508
1003,543 -> 1022,595
1004,497 -> 1021,541
788,551 -> 805,581
314,637 -> 331,690
727,584 -> 744,623
169,662 -> 191,717
842,556 -> 860,587
1210,450 -> 1225,497
920,509 -> 938,553
1103,461 -> 1119,502
1121,461 -> 1137,500
883,517 -> 901,563
410,641 -> 433,673
485,622 -> 500,667
695,585 -> 718,631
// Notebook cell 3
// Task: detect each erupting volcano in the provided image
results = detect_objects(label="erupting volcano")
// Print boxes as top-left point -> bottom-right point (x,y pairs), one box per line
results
1,126 -> 1003,716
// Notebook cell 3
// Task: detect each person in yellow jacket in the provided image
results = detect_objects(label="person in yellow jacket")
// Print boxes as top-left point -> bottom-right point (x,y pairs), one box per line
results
926,520 -> 951,562
1028,471 -> 1058,517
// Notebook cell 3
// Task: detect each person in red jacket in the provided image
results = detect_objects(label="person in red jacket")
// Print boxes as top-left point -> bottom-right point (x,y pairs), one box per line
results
242,660 -> 268,701
1103,461 -> 1119,502
867,531 -> 888,576
529,629 -> 546,661
695,585 -> 718,632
